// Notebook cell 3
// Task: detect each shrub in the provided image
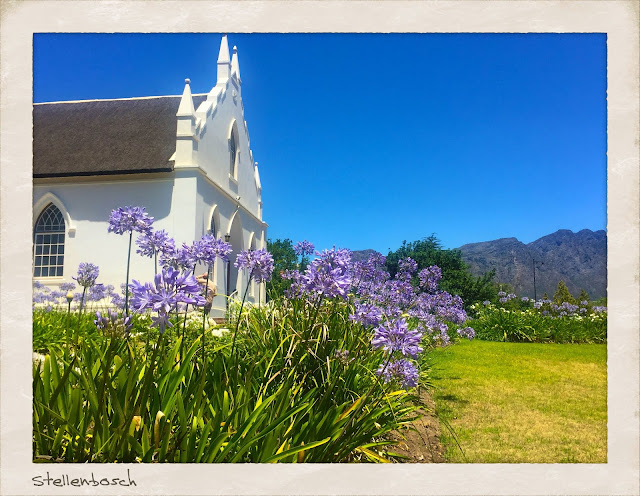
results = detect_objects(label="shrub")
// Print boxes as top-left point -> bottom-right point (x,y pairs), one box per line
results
468,298 -> 607,344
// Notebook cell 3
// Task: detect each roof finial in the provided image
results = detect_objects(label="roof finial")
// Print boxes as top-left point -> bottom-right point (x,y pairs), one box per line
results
231,45 -> 241,83
177,77 -> 195,117
217,34 -> 231,82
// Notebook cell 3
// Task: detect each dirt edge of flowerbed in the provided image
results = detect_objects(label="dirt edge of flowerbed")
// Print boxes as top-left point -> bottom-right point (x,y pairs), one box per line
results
386,389 -> 446,463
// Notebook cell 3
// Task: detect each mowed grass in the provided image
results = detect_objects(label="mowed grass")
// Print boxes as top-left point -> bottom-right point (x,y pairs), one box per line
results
427,340 -> 607,463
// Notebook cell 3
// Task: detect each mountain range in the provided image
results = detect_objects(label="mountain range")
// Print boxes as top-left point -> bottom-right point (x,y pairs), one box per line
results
351,229 -> 607,300
458,229 -> 607,300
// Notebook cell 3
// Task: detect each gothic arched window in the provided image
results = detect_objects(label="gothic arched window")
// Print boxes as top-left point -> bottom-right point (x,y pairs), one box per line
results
229,131 -> 237,177
33,203 -> 65,277
210,214 -> 217,238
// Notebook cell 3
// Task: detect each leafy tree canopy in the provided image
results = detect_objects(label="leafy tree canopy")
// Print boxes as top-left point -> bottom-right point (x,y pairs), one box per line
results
265,238 -> 298,300
385,235 -> 497,307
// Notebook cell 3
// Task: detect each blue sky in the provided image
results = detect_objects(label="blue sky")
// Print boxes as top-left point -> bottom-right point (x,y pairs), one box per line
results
33,33 -> 607,253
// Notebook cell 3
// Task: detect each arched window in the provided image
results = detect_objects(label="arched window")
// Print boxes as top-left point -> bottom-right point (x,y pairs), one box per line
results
229,131 -> 237,177
210,214 -> 217,238
33,203 -> 65,277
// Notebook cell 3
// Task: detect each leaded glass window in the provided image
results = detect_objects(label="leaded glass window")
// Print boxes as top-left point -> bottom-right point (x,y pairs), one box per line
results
33,203 -> 65,277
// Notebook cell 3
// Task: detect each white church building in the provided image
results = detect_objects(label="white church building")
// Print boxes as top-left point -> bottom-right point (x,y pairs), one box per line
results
32,35 -> 267,315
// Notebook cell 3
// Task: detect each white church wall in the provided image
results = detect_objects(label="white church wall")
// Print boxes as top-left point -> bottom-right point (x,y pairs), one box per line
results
33,174 -> 200,295
195,79 -> 262,222
194,173 -> 267,309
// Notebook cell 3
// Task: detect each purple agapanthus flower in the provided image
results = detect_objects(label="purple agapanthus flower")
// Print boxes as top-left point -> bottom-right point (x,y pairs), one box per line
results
349,302 -> 383,327
521,296 -> 530,302
88,283 -> 113,302
293,240 -> 315,257
457,326 -> 475,340
498,291 -> 507,297
194,235 -> 233,266
301,248 -> 352,299
111,293 -> 125,310
372,318 -> 423,358
108,206 -> 154,235
73,263 -> 99,288
136,229 -> 175,258
396,257 -> 418,279
60,282 -> 76,292
418,266 -> 442,292
129,266 -> 206,334
377,359 -> 419,389
234,248 -> 275,283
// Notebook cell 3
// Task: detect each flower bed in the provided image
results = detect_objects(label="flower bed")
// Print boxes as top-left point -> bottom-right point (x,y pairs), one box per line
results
32,206 -> 475,463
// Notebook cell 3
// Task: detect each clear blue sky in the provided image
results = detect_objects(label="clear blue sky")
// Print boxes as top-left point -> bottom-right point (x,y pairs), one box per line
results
34,33 -> 607,253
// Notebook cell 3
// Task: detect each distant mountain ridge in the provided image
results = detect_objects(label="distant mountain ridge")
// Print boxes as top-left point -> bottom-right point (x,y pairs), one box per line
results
458,229 -> 607,299
350,229 -> 607,300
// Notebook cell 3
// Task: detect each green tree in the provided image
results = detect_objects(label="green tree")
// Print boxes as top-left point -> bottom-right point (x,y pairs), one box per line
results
265,238 -> 298,300
577,289 -> 590,303
553,280 -> 575,305
385,235 -> 497,307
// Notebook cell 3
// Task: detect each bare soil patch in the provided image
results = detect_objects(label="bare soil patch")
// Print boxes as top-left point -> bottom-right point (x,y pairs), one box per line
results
387,389 -> 445,463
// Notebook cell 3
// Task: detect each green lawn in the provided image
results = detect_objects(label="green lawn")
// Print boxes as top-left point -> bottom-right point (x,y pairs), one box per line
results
426,340 -> 607,463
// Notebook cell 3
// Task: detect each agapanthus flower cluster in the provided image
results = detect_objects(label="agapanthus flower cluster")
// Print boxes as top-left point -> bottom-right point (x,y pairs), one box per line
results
281,249 -> 474,391
351,253 -> 389,293
129,267 -> 206,333
161,235 -> 232,272
285,248 -> 352,300
418,266 -> 442,292
293,240 -> 315,257
457,326 -> 476,340
136,229 -> 175,258
73,263 -> 99,288
87,283 -> 115,302
234,248 -> 275,283
376,359 -> 419,389
60,282 -> 76,292
372,318 -> 423,357
349,302 -> 383,327
94,309 -> 133,338
396,257 -> 418,281
108,206 -> 154,235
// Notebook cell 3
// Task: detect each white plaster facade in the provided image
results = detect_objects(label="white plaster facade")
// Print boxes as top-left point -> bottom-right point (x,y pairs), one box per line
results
33,36 -> 267,315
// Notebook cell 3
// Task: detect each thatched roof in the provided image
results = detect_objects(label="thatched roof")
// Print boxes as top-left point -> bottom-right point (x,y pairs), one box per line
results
33,94 -> 207,178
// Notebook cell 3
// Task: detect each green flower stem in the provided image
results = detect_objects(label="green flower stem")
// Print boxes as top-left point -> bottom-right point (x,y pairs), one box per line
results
201,269 -> 211,360
231,268 -> 254,379
124,231 -> 133,316
180,304 -> 189,367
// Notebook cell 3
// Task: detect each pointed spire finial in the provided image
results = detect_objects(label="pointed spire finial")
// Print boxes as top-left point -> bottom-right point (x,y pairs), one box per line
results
177,77 -> 195,117
217,34 -> 231,81
231,45 -> 241,83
